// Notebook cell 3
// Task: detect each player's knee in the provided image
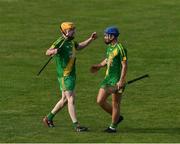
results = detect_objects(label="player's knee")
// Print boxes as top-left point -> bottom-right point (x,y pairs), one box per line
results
60,96 -> 67,104
97,98 -> 104,106
67,97 -> 75,105
63,98 -> 67,104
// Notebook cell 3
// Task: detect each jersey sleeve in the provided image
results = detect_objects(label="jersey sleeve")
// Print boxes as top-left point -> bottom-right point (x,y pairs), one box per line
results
74,41 -> 79,49
50,37 -> 63,48
118,44 -> 127,61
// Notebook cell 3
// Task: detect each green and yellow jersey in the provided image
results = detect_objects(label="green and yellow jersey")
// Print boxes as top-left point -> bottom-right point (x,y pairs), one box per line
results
101,43 -> 127,88
51,37 -> 79,91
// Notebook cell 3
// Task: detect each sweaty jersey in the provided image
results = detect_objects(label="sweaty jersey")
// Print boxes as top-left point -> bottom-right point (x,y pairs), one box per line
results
51,37 -> 79,78
104,43 -> 127,83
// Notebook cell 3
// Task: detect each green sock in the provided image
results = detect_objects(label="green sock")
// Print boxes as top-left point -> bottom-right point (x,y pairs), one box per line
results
73,121 -> 78,128
110,123 -> 117,129
47,112 -> 55,121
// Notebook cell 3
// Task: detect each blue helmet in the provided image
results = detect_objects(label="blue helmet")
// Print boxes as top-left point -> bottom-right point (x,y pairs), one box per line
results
104,26 -> 120,37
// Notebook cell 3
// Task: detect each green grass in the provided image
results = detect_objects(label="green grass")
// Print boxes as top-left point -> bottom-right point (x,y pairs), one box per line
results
0,0 -> 180,142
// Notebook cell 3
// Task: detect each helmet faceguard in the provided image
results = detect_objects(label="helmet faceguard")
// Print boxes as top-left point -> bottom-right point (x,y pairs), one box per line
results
104,26 -> 120,44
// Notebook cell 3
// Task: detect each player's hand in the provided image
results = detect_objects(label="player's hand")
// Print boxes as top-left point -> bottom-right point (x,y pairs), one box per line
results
50,49 -> 58,56
116,81 -> 125,90
90,64 -> 100,73
90,32 -> 97,40
46,48 -> 58,56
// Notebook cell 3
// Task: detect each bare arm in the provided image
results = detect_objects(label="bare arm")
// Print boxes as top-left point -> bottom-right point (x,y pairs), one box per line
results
99,58 -> 107,67
76,32 -> 97,50
117,60 -> 128,89
90,58 -> 107,73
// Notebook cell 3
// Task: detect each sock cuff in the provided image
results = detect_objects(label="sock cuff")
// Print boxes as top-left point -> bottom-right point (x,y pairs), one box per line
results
73,121 -> 79,128
47,112 -> 55,121
110,123 -> 117,129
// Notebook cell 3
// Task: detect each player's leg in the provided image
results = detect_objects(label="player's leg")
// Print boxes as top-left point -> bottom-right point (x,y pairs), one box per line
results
105,92 -> 123,133
97,88 -> 112,114
112,92 -> 122,124
64,90 -> 77,123
51,91 -> 67,114
57,76 -> 87,131
65,90 -> 88,132
43,92 -> 67,127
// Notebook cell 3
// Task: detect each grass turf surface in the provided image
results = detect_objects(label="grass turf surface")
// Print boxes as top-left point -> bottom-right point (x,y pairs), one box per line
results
0,0 -> 180,142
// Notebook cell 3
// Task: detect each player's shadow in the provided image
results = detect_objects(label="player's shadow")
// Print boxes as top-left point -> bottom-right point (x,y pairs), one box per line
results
121,127 -> 180,134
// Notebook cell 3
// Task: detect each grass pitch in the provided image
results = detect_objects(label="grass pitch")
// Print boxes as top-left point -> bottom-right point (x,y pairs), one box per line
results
0,0 -> 180,142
